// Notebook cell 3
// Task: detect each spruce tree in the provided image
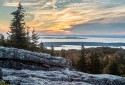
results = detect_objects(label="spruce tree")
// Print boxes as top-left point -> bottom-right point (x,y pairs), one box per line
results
88,51 -> 102,74
40,41 -> 45,52
50,45 -> 55,56
77,44 -> 87,72
8,3 -> 29,49
31,29 -> 39,45
29,29 -> 40,51
92,52 -> 102,74
107,59 -> 119,75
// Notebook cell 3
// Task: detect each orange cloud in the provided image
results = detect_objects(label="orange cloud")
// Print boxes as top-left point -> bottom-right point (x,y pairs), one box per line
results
0,24 -> 9,33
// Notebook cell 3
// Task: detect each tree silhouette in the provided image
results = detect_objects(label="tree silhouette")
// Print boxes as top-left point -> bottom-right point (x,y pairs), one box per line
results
29,29 -> 41,52
31,29 -> 39,45
8,3 -> 29,49
50,45 -> 55,56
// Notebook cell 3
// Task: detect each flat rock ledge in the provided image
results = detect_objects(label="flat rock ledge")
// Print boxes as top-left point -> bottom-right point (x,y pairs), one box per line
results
0,46 -> 71,70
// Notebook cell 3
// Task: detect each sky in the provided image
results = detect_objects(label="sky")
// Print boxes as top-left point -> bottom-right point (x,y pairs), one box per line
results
0,0 -> 125,35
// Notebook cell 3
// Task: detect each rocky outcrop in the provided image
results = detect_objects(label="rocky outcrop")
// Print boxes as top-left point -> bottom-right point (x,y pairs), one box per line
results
2,68 -> 125,85
0,46 -> 125,85
0,46 -> 71,70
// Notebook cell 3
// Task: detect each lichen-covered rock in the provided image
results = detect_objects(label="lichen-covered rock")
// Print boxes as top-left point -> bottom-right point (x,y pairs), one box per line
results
0,46 -> 71,70
2,68 -> 125,85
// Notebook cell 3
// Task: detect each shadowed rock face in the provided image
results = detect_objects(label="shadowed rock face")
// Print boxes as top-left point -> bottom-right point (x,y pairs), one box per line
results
0,46 -> 125,85
0,68 -> 2,80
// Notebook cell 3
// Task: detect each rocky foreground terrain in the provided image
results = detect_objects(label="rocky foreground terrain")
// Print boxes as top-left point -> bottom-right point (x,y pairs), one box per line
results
0,46 -> 125,85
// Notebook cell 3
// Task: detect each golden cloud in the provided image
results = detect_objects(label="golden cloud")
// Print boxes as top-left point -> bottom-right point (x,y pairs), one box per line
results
0,24 -> 9,33
2,0 -> 125,34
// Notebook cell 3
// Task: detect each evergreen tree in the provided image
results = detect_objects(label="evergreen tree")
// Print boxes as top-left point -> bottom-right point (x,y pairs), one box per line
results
77,44 -> 87,72
29,29 -> 40,51
50,45 -> 55,56
39,41 -> 45,52
93,52 -> 102,74
107,59 -> 120,75
8,3 -> 29,49
31,29 -> 39,46
88,51 -> 102,74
